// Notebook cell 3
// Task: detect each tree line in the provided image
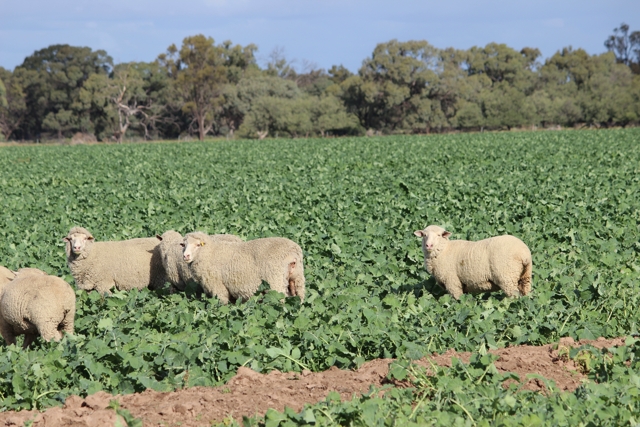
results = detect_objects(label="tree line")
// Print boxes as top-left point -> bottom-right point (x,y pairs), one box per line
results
1,23 -> 639,142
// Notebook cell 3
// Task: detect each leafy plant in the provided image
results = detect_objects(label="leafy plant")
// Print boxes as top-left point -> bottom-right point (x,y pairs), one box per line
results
0,129 -> 638,413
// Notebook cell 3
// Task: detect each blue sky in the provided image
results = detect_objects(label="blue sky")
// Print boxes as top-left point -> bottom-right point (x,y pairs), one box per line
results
1,1 -> 639,72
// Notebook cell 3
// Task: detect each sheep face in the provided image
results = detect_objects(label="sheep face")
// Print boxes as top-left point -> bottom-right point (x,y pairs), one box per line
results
181,235 -> 206,264
63,231 -> 94,255
414,225 -> 451,255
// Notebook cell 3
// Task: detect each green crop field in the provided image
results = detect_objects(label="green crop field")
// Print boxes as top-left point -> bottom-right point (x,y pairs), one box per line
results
0,129 -> 639,424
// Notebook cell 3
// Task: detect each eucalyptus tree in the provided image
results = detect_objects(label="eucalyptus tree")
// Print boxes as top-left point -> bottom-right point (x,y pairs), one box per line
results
462,43 -> 539,129
18,44 -> 112,139
339,39 -> 442,133
158,35 -> 256,140
0,78 -> 6,108
0,67 -> 28,140
605,23 -> 640,73
232,75 -> 302,139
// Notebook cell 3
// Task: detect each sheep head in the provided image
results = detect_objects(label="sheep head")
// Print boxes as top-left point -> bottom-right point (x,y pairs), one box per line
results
63,226 -> 94,257
181,232 -> 209,264
158,230 -> 182,244
414,225 -> 451,255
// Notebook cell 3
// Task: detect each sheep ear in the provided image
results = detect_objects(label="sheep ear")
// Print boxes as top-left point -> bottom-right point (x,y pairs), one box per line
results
180,243 -> 185,247
442,231 -> 451,239
413,230 -> 425,237
87,236 -> 94,241
62,237 -> 70,242
156,235 -> 163,241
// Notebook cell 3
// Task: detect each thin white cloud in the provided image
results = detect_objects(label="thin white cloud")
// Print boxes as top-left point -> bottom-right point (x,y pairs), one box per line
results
543,18 -> 565,28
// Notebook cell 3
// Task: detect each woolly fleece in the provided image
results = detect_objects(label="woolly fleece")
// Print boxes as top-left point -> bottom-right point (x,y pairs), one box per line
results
64,226 -> 167,293
415,225 -> 532,300
0,268 -> 75,349
157,231 -> 243,291
183,232 -> 305,304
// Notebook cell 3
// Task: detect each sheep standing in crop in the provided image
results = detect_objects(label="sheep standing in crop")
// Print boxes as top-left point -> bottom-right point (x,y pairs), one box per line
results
156,230 -> 243,292
64,226 -> 167,293
414,225 -> 532,300
0,268 -> 75,349
182,232 -> 305,304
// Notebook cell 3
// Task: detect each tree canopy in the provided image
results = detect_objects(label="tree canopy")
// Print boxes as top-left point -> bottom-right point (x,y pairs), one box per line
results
1,26 -> 639,142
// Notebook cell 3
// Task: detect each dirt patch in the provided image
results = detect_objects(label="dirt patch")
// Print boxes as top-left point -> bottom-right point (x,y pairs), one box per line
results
0,337 -> 625,426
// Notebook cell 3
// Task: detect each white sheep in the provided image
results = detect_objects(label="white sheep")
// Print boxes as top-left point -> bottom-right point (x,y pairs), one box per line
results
156,230 -> 242,292
0,268 -> 75,349
181,232 -> 306,304
414,225 -> 532,300
63,226 -> 167,294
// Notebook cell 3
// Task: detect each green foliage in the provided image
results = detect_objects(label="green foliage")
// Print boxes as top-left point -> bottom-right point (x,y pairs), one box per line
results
240,341 -> 640,426
0,77 -> 6,108
604,22 -> 640,72
158,35 -> 257,140
0,67 -> 30,141
4,37 -> 640,141
0,129 -> 638,413
17,44 -> 113,139
108,400 -> 143,427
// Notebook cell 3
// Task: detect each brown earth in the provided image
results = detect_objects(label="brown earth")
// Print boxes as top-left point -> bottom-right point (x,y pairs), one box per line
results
0,336 -> 625,427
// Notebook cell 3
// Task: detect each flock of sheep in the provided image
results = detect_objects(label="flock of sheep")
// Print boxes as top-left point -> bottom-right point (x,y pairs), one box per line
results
0,224 -> 532,349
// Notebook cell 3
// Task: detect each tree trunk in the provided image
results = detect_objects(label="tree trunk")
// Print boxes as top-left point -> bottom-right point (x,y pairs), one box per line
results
198,116 -> 205,141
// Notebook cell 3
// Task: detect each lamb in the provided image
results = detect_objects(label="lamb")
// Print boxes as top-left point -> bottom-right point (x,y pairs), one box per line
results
156,230 -> 243,292
63,226 -> 167,294
414,225 -> 532,300
181,232 -> 306,304
0,268 -> 75,349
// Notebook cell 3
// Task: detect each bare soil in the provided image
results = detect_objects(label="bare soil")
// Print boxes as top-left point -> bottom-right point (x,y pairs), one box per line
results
0,336 -> 625,427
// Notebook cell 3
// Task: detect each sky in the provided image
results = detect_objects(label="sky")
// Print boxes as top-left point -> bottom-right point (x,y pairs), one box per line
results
1,0 -> 639,73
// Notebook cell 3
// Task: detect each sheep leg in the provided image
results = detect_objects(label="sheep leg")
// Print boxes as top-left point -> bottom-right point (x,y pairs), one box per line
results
60,309 -> 75,336
288,279 -> 296,297
0,317 -> 16,346
494,272 -> 523,298
287,261 -> 297,297
500,285 -> 520,298
204,280 -> 231,304
265,264 -> 293,298
288,261 -> 306,302
38,321 -> 63,342
518,261 -> 533,296
95,281 -> 115,295
441,277 -> 464,300
21,333 -> 36,349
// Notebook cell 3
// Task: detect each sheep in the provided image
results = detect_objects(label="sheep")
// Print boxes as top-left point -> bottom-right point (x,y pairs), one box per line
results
156,230 -> 243,292
63,226 -> 167,294
181,232 -> 306,304
0,268 -> 75,349
414,225 -> 532,300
